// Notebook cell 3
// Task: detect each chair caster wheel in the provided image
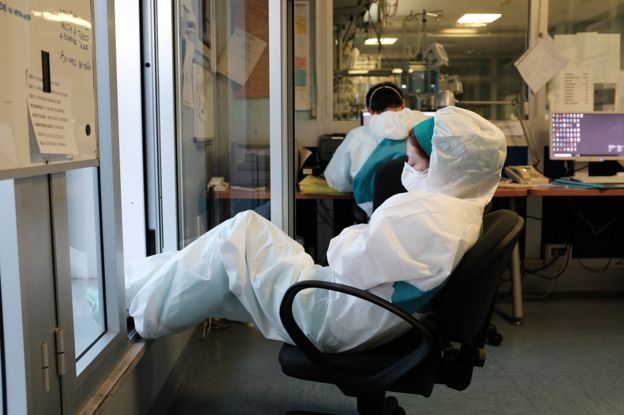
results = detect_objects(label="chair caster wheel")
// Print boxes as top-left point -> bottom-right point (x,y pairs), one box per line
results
383,396 -> 405,415
486,324 -> 503,346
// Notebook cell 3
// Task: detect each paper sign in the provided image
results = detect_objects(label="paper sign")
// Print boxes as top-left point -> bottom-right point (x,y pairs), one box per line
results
217,28 -> 267,85
514,34 -> 568,93
193,63 -> 214,139
26,70 -> 78,155
294,1 -> 310,110
556,69 -> 594,112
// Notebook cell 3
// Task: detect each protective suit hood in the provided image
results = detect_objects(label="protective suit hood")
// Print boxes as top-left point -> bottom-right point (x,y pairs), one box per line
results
368,108 -> 428,140
404,106 -> 506,206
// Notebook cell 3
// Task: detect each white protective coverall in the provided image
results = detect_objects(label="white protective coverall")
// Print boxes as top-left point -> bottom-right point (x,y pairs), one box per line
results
128,106 -> 506,353
324,108 -> 428,216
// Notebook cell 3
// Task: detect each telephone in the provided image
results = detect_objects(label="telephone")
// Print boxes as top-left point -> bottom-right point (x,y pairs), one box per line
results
504,165 -> 550,185
207,176 -> 229,191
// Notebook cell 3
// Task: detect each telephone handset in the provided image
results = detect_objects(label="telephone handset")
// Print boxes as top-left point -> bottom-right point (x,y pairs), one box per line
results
207,176 -> 229,191
504,165 -> 549,185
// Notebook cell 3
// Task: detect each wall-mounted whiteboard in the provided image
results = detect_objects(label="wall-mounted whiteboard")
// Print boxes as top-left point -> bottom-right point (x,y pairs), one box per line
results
0,0 -> 98,179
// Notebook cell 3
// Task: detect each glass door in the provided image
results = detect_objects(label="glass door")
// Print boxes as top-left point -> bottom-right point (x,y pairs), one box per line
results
173,0 -> 274,247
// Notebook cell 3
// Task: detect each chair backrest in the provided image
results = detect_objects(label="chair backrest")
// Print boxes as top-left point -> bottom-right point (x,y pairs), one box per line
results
433,210 -> 523,348
372,157 -> 407,211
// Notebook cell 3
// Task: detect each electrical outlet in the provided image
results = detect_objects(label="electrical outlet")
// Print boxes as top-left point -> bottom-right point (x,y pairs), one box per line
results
544,244 -> 570,262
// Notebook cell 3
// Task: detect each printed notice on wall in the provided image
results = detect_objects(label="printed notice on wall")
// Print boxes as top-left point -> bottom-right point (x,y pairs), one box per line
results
294,1 -> 310,110
26,70 -> 78,155
217,27 -> 267,85
556,69 -> 594,112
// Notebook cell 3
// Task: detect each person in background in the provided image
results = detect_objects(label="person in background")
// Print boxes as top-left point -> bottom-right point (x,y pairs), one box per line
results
126,106 -> 506,353
324,82 -> 428,217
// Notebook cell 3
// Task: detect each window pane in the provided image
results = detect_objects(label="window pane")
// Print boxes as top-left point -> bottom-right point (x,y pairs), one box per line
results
176,0 -> 271,247
547,0 -> 624,112
66,168 -> 105,358
333,1 -> 528,120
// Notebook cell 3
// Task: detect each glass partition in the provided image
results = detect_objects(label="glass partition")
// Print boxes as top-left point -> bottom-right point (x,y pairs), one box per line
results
175,0 -> 272,247
66,167 -> 105,358
547,0 -> 624,113
333,0 -> 529,120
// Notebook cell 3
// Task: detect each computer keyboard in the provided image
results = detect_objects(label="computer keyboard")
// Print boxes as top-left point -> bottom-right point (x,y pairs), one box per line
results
571,173 -> 624,184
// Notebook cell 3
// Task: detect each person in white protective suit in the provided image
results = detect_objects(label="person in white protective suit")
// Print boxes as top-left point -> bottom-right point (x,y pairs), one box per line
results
127,106 -> 506,353
324,82 -> 428,217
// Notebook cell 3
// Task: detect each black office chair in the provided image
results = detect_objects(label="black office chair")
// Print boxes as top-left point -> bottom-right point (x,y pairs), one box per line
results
278,209 -> 524,415
372,156 -> 408,212
353,155 -> 407,225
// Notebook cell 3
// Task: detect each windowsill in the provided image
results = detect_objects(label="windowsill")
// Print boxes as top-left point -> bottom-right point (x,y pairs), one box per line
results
77,341 -> 146,415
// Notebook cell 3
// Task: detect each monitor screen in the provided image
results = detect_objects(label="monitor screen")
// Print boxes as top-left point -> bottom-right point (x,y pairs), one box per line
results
360,111 -> 372,126
550,112 -> 624,161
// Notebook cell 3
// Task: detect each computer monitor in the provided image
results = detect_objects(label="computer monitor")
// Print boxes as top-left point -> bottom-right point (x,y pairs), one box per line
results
550,112 -> 624,162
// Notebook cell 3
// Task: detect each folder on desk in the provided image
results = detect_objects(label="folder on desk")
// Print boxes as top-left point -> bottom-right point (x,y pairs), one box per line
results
298,176 -> 351,195
552,178 -> 624,189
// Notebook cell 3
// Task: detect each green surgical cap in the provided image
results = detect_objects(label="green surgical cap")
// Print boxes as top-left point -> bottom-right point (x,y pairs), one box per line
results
413,117 -> 435,157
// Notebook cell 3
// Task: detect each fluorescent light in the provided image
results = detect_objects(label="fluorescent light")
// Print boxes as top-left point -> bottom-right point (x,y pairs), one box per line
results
440,28 -> 478,34
457,13 -> 501,25
391,68 -> 403,74
364,37 -> 398,46
347,69 -> 370,75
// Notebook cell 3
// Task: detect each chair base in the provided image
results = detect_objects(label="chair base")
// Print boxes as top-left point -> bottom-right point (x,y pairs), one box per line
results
286,395 -> 405,415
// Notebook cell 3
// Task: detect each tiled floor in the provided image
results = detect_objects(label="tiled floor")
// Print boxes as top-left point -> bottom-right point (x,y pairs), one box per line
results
165,297 -> 624,415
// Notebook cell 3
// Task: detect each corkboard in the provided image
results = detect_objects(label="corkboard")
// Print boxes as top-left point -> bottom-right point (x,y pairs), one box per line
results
232,0 -> 269,98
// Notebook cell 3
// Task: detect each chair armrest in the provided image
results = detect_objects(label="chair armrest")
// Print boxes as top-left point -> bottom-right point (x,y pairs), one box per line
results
279,280 -> 436,392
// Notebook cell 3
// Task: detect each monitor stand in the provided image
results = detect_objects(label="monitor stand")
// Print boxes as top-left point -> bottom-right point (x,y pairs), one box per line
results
587,160 -> 624,176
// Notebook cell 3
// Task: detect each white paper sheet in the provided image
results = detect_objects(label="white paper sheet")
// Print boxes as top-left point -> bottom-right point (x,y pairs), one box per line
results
555,69 -> 594,112
514,34 -> 568,93
182,40 -> 195,108
217,28 -> 267,85
193,63 -> 214,139
26,70 -> 78,155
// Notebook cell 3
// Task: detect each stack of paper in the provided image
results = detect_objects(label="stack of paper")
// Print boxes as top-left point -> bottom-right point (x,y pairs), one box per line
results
298,176 -> 351,195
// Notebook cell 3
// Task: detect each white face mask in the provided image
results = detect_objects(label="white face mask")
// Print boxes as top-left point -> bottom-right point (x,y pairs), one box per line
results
401,162 -> 428,191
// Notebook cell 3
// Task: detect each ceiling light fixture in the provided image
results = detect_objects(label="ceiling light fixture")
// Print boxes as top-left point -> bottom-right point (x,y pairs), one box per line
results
364,37 -> 398,45
347,69 -> 370,75
440,28 -> 478,34
457,13 -> 501,25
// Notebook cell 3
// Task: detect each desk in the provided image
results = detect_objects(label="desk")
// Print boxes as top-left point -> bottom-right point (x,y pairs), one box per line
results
214,186 -> 528,199
528,186 -> 624,197
498,185 -> 624,323
213,189 -> 353,200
